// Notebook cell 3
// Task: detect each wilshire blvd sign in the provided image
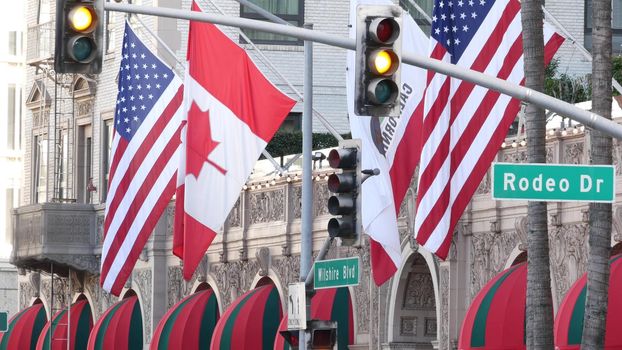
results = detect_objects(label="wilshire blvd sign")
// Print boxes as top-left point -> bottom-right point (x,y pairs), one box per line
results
492,163 -> 615,202
314,257 -> 360,290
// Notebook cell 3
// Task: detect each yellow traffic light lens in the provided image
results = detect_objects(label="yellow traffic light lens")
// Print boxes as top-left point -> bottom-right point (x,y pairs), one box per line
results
369,49 -> 399,76
374,51 -> 392,75
69,6 -> 95,32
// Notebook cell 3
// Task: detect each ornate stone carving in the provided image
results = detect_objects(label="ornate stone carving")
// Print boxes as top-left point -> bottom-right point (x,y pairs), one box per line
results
313,182 -> 330,217
19,281 -> 36,310
502,149 -> 527,163
47,213 -> 91,244
75,100 -> 93,118
439,267 -> 450,350
227,197 -> 242,227
403,272 -> 435,309
29,272 -> 41,297
291,185 -> 302,219
272,255 -> 301,301
41,277 -> 68,312
211,260 -> 259,310
166,204 -> 175,238
84,274 -> 116,320
476,169 -> 491,194
96,214 -> 105,244
613,139 -> 622,175
69,270 -> 85,293
549,224 -> 588,305
250,189 -> 285,223
354,244 -> 370,334
470,230 -> 520,299
612,206 -> 622,241
425,317 -> 437,337
564,142 -> 584,164
400,316 -> 417,336
133,269 -> 152,342
167,265 -> 196,308
256,247 -> 270,277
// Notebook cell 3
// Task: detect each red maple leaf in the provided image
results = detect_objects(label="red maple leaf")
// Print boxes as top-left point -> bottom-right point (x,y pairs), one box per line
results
186,101 -> 226,178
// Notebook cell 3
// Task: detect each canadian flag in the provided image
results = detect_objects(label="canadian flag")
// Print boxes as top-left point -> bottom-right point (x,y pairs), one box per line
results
174,2 -> 296,279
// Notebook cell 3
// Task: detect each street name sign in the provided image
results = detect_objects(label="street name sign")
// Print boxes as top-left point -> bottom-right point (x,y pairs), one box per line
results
314,257 -> 360,290
492,163 -> 615,203
287,282 -> 307,330
0,311 -> 7,333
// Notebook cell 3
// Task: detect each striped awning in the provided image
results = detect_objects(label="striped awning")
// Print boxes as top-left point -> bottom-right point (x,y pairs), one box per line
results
151,289 -> 219,350
87,296 -> 142,350
554,254 -> 622,349
36,298 -> 93,350
459,263 -> 527,349
274,287 -> 354,350
0,301 -> 47,350
211,285 -> 282,350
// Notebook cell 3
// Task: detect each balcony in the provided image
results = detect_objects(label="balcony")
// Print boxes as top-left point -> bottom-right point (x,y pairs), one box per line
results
27,21 -> 55,66
11,203 -> 98,275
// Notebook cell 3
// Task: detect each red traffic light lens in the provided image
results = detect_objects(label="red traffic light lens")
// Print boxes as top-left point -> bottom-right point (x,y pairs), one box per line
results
376,19 -> 395,43
369,17 -> 400,44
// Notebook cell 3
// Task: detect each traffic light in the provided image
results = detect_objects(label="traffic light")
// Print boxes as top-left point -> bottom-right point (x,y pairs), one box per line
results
354,5 -> 403,117
326,139 -> 361,247
55,0 -> 104,74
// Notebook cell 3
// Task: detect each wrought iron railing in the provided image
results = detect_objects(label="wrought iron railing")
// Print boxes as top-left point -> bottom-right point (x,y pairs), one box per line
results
27,21 -> 55,64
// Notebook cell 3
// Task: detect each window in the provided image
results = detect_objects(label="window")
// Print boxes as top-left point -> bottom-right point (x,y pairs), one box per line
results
8,31 -> 17,56
105,10 -> 116,53
240,0 -> 304,45
7,85 -> 16,149
279,112 -> 301,132
584,0 -> 622,53
400,0 -> 433,36
36,0 -> 51,24
102,118 -> 114,201
57,132 -> 69,200
77,125 -> 93,204
33,135 -> 48,203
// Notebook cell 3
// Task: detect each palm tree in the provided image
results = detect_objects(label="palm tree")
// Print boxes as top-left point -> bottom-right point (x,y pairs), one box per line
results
521,0 -> 555,347
581,0 -> 613,345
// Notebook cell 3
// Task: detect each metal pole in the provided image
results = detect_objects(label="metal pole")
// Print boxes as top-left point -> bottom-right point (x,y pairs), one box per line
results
235,0 -> 290,26
104,2 -> 622,140
300,22 -> 313,350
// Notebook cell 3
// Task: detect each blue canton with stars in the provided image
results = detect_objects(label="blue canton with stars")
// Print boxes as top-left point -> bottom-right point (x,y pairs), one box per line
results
430,0 -> 495,63
115,22 -> 175,141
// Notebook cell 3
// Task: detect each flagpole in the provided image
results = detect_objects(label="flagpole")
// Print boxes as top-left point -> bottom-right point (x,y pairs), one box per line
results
300,22 -> 313,350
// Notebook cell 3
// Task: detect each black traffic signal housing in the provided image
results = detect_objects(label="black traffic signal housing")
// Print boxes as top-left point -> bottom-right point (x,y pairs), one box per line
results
354,5 -> 403,117
326,139 -> 361,247
55,0 -> 104,74
309,320 -> 337,350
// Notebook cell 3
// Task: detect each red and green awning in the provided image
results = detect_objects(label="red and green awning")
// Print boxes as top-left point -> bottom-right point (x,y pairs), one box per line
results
0,301 -> 47,350
151,289 -> 219,350
36,298 -> 93,350
274,287 -> 355,350
459,263 -> 527,349
211,285 -> 282,350
554,254 -> 622,349
87,296 -> 142,350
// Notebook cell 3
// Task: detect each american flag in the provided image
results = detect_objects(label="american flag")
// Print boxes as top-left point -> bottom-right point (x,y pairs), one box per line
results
100,21 -> 184,295
412,0 -> 564,257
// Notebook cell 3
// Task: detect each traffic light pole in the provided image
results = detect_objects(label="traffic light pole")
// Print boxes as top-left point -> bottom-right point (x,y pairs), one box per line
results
105,2 -> 622,141
300,22 -> 314,350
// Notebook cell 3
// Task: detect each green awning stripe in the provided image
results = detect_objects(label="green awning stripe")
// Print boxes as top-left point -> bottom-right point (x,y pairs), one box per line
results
94,300 -> 126,350
127,299 -> 143,350
31,306 -> 47,350
261,288 -> 280,350
220,289 -> 258,350
198,293 -> 218,349
0,307 -> 28,350
158,293 -> 200,350
568,286 -> 586,345
567,255 -> 620,345
331,288 -> 351,349
74,303 -> 92,349
471,265 -> 520,347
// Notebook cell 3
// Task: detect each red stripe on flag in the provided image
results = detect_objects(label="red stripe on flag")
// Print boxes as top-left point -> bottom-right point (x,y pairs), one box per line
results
100,125 -> 182,286
107,173 -> 178,295
370,238 -> 399,286
104,87 -> 183,233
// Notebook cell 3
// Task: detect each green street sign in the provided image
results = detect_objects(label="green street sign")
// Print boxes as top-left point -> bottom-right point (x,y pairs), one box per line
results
313,257 -> 360,290
492,163 -> 615,203
0,311 -> 7,333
